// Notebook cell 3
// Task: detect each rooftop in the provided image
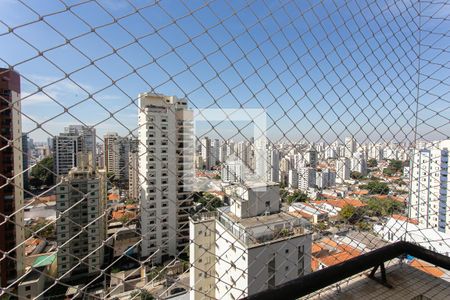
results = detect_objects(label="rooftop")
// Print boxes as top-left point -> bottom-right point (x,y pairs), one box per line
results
218,206 -> 303,229
32,253 -> 56,268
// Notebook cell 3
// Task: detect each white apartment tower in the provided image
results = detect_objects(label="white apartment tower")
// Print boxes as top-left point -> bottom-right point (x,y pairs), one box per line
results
138,93 -> 194,263
190,183 -> 312,300
53,125 -> 97,176
344,137 -> 356,158
221,157 -> 245,183
201,137 -> 212,170
288,169 -> 298,189
103,133 -> 130,180
316,168 -> 337,189
104,132 -> 118,173
305,145 -> 317,167
55,155 -> 106,278
350,152 -> 367,176
336,157 -> 351,183
128,138 -> 139,200
409,142 -> 450,233
298,167 -> 316,190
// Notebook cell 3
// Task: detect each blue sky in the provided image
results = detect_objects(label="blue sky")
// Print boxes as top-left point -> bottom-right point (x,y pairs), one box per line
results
0,0 -> 448,145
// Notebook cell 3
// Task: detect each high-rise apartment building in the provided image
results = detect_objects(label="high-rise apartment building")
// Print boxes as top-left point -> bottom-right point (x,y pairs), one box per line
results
103,133 -> 130,180
55,155 -> 107,278
237,141 -> 252,169
267,147 -> 280,183
128,138 -> 139,200
221,157 -> 244,183
189,183 -> 312,300
298,167 -> 316,190
305,145 -> 317,167
213,138 -> 220,166
336,157 -> 351,183
200,137 -> 212,170
409,142 -> 450,233
316,168 -> 337,189
138,93 -> 194,263
288,169 -> 298,189
53,125 -> 96,176
104,132 -> 119,173
0,68 -> 24,286
344,137 -> 356,158
350,152 -> 367,176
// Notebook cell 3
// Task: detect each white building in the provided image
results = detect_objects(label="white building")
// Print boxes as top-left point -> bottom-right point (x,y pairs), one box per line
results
213,139 -> 220,166
288,169 -> 298,189
237,141 -> 252,170
325,147 -> 337,159
55,158 -> 106,278
336,157 -> 351,183
201,137 -> 213,170
221,157 -> 245,183
53,125 -> 96,176
305,145 -> 317,167
289,202 -> 328,224
350,152 -> 367,176
219,140 -> 228,163
344,137 -> 356,158
316,168 -> 336,189
409,143 -> 449,233
374,216 -> 450,256
268,147 -> 280,183
298,167 -> 316,190
190,183 -> 312,300
138,93 -> 194,263
368,144 -> 383,161
104,133 -> 131,180
128,138 -> 139,200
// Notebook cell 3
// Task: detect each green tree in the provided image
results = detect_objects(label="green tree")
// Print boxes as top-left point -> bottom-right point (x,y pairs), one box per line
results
357,221 -> 371,231
286,190 -> 308,204
383,167 -> 395,177
350,171 -> 364,180
30,156 -> 54,187
366,197 -> 404,216
196,193 -> 223,211
339,205 -> 362,224
130,290 -> 154,300
360,181 -> 390,195
367,159 -> 378,168
389,160 -> 403,172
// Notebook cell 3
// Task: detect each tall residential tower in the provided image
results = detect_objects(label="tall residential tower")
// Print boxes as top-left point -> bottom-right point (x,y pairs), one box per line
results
0,68 -> 24,286
138,93 -> 194,263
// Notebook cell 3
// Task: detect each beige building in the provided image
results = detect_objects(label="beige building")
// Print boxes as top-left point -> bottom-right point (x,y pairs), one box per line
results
55,157 -> 107,278
138,93 -> 194,263
190,183 -> 312,300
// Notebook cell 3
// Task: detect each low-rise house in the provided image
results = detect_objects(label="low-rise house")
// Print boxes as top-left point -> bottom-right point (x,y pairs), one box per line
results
288,202 -> 328,224
374,215 -> 450,256
311,238 -> 361,271
310,198 -> 366,217
18,253 -> 57,299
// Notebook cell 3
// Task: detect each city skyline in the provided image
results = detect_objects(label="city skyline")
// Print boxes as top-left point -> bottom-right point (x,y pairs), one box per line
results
1,0 -> 449,299
1,1 -> 448,143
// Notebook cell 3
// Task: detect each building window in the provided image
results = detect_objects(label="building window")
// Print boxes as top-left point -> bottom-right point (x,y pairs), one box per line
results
298,245 -> 304,276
